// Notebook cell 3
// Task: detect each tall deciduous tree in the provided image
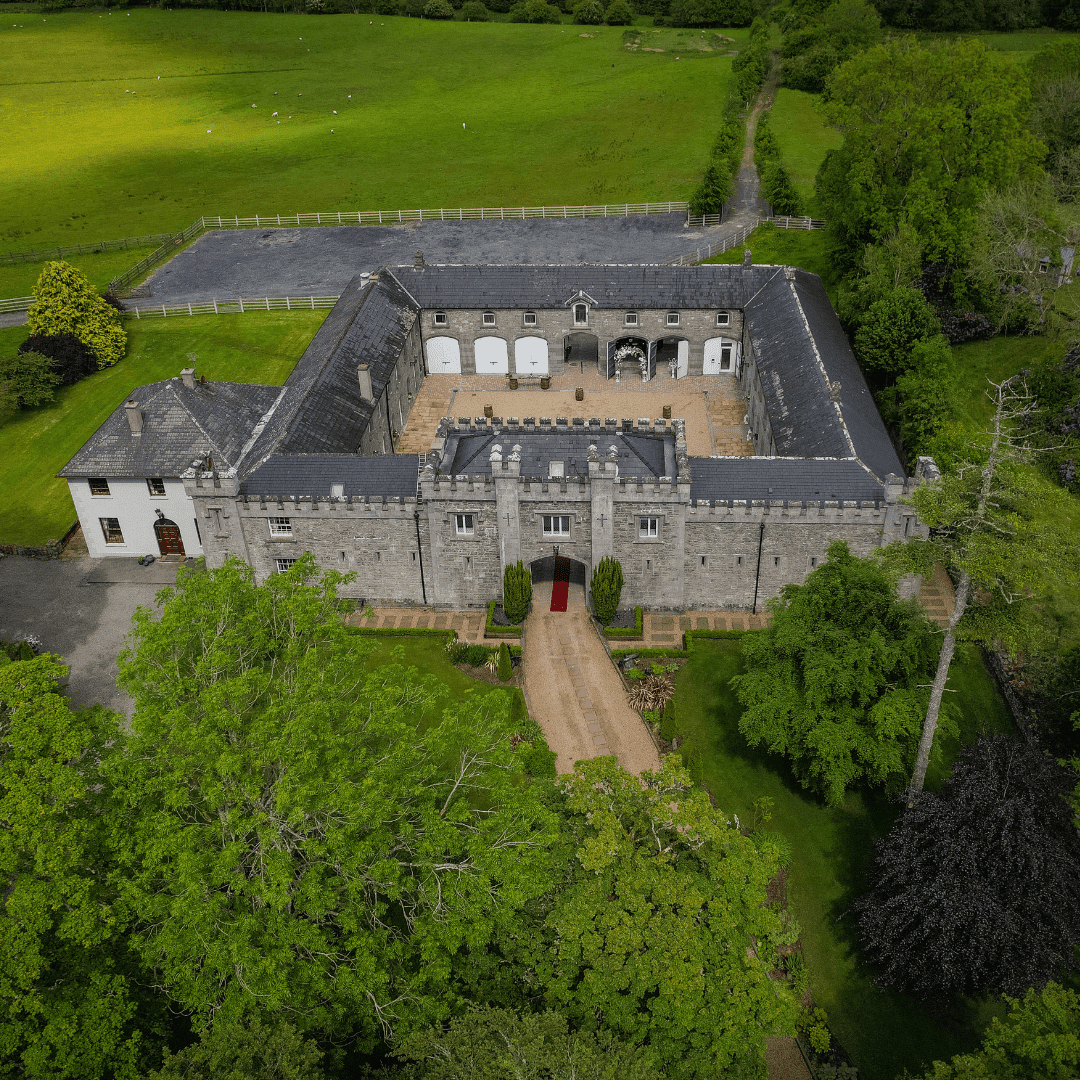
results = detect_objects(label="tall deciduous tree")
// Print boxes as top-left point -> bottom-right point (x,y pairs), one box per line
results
110,555 -> 557,1046
816,37 -> 1044,267
732,541 -> 939,807
26,262 -> 126,369
536,756 -> 798,1079
852,736 -> 1080,999
0,656 -> 159,1080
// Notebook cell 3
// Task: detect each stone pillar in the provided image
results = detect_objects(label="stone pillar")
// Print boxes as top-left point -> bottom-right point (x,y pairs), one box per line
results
588,443 -> 617,569
492,443 -> 522,575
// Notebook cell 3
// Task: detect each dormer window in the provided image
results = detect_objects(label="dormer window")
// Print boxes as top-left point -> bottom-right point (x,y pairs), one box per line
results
482,311 -> 496,326
523,311 -> 537,326
573,303 -> 588,326
624,312 -> 638,326
331,483 -> 344,499
666,312 -> 680,326
548,461 -> 564,479
716,311 -> 730,326
433,311 -> 448,326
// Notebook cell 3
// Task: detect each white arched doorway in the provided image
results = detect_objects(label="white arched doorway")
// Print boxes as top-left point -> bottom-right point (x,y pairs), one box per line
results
703,337 -> 738,375
474,336 -> 509,373
426,336 -> 461,374
514,336 -> 549,375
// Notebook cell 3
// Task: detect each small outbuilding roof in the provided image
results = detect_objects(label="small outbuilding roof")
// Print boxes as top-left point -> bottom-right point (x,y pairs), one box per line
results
687,456 -> 887,504
239,454 -> 421,499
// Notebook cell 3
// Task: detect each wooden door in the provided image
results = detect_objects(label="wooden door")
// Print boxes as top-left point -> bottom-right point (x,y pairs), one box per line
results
155,519 -> 185,556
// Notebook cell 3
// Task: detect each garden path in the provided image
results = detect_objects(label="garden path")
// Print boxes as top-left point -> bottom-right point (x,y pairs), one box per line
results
522,580 -> 660,776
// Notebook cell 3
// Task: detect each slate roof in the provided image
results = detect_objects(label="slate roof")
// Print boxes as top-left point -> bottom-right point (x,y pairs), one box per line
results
688,457 -> 887,504
57,378 -> 282,479
239,272 -> 419,470
388,264 -> 778,310
240,454 -> 421,498
439,430 -> 675,480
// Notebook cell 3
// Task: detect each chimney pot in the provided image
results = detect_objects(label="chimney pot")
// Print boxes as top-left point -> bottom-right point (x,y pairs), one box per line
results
743,249 -> 752,268
357,363 -> 374,403
125,400 -> 143,435
414,249 -> 425,267
181,367 -> 196,389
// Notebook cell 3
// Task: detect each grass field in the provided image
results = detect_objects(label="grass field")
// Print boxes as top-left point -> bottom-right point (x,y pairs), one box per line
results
705,222 -> 840,298
0,10 -> 742,252
768,88 -> 841,216
0,246 -> 159,302
670,638 -> 1013,1080
0,312 -> 324,545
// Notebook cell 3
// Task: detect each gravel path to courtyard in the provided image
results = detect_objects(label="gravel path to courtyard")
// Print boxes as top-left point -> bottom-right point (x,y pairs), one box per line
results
142,214 -> 729,305
522,580 -> 660,776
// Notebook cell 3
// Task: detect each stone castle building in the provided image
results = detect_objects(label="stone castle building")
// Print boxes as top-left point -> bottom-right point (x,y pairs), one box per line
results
60,262 -> 928,611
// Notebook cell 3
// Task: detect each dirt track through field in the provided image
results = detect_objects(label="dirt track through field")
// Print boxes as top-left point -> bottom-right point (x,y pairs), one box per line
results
522,581 -> 660,776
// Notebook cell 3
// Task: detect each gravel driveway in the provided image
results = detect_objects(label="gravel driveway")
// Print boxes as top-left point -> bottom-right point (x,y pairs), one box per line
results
143,214 -> 723,304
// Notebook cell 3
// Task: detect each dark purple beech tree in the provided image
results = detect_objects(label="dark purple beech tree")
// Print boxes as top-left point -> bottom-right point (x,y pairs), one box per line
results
852,735 -> 1080,999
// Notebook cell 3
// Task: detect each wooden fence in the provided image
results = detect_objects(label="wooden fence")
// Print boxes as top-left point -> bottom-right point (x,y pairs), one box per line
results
0,296 -> 33,315
0,234 -> 177,266
685,213 -> 825,229
665,221 -> 763,267
124,296 -> 340,319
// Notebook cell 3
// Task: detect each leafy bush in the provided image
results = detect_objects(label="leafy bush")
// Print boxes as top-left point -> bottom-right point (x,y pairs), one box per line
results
424,0 -> 455,16
27,261 -> 126,369
604,0 -> 632,22
750,829 -> 793,869
590,556 -> 624,625
517,718 -> 558,777
0,352 -> 61,409
854,287 -> 943,377
875,335 -> 954,464
503,560 -> 533,624
461,0 -> 489,16
509,0 -> 561,20
689,159 -> 733,217
625,667 -> 646,680
18,332 -> 97,387
667,0 -> 752,28
464,644 -> 492,667
497,642 -> 512,682
573,0 -> 603,20
754,112 -> 802,216
445,638 -> 469,664
797,1006 -> 832,1055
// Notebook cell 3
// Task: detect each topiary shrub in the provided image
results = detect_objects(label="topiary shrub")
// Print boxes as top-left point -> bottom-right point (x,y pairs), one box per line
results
604,0 -> 632,22
572,0 -> 603,21
510,0 -> 561,20
26,261 -> 126,370
18,332 -> 97,387
462,0 -> 489,16
497,642 -> 512,682
424,0 -> 454,16
502,560 -> 533,624
590,556 -> 624,625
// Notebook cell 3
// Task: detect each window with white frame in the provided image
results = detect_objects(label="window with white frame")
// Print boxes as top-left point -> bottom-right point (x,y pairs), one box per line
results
146,477 -> 166,496
548,461 -> 564,479
455,513 -> 475,535
624,312 -> 638,326
716,311 -> 730,326
639,516 -> 659,538
275,558 -> 297,573
433,311 -> 448,326
482,311 -> 496,326
523,311 -> 537,326
100,517 -> 123,544
573,303 -> 588,326
268,516 -> 292,536
543,515 -> 570,536
331,483 -> 344,499
89,477 -> 110,496
666,311 -> 680,326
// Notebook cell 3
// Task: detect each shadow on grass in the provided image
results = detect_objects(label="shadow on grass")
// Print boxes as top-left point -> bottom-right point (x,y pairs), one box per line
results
671,638 -> 1013,1080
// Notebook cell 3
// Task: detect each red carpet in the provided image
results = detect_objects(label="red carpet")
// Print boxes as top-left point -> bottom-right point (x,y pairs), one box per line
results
550,556 -> 571,612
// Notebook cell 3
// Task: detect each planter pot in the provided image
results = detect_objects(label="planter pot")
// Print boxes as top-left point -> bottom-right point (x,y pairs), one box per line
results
575,387 -> 584,401
663,405 -> 672,420
541,377 -> 551,390
509,377 -> 518,389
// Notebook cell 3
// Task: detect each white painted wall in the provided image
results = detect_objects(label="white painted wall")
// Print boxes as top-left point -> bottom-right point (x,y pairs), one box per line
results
68,476 -> 203,558
514,336 -> 549,375
474,336 -> 509,373
426,336 -> 461,374
703,337 -> 739,375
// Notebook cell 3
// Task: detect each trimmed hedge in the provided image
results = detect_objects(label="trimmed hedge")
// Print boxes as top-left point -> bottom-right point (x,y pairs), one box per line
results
486,599 -> 522,639
611,625 -> 748,660
603,606 -> 644,640
345,625 -> 455,640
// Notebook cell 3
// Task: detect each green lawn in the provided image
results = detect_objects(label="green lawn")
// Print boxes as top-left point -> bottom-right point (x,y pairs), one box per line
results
0,312 -> 325,545
670,638 -> 1013,1080
704,221 -> 840,296
0,11 -> 743,252
767,88 -> 841,216
0,246 -> 159,303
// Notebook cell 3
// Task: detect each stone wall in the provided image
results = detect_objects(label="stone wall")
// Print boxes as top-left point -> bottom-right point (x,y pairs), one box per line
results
358,321 -> 425,456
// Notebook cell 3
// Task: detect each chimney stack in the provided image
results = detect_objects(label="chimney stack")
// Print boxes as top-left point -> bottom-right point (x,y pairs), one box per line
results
414,249 -> 425,267
181,367 -> 196,389
743,249 -> 752,268
357,363 -> 374,403
125,400 -> 143,435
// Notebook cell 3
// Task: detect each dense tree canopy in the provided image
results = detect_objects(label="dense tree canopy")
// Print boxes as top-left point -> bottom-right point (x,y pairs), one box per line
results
110,555 -> 558,1045
732,541 -> 939,806
816,37 -> 1045,267
852,736 -> 1080,998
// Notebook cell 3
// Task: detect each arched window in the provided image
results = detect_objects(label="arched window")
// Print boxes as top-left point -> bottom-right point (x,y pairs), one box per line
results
433,310 -> 448,326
